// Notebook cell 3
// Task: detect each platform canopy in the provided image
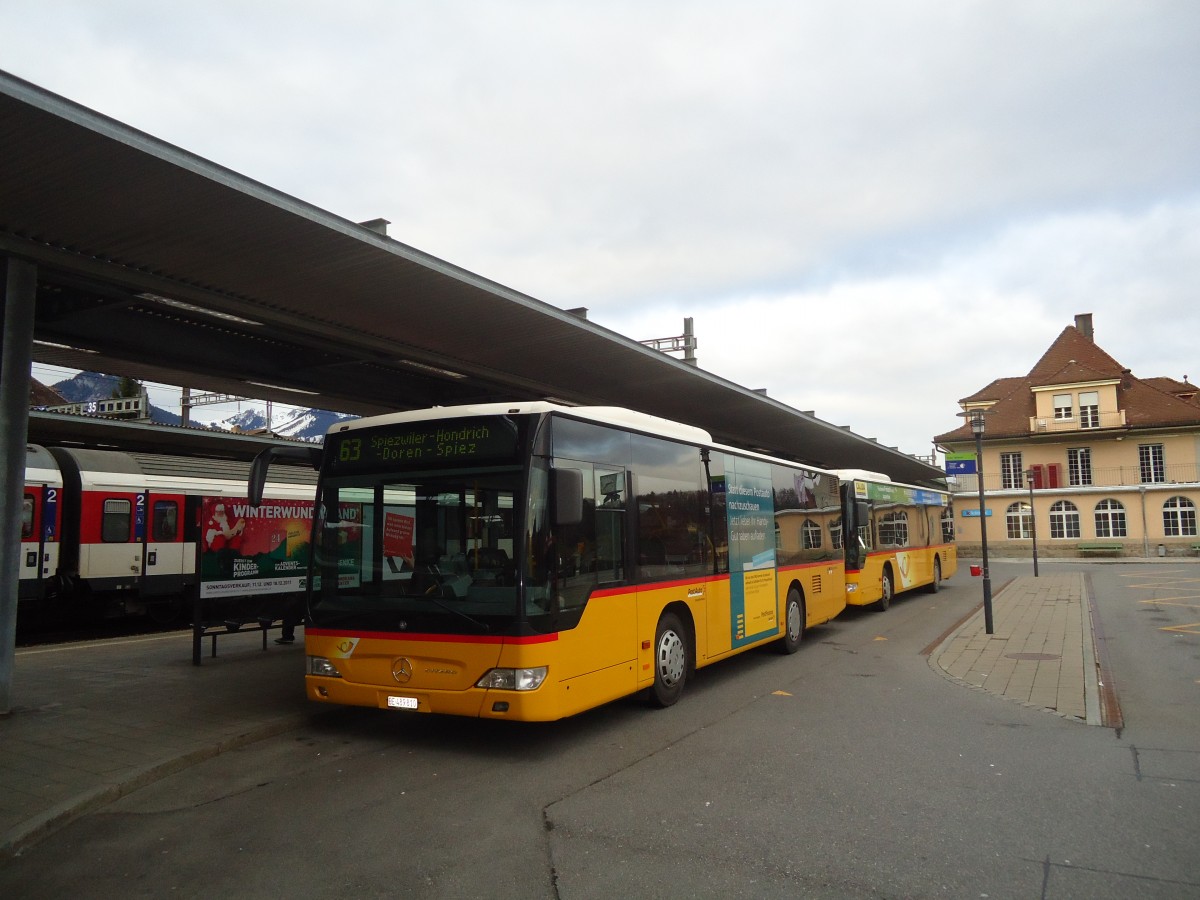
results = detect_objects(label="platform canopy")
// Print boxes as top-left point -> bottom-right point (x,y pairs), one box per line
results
1,71 -> 942,485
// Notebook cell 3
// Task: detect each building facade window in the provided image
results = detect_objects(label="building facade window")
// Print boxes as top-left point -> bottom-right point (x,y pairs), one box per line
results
941,507 -> 955,543
1000,452 -> 1024,490
1053,393 -> 1073,420
1162,496 -> 1198,537
1067,448 -> 1092,486
801,518 -> 822,550
1139,443 -> 1165,483
1094,499 -> 1127,538
1006,502 -> 1032,539
1079,391 -> 1100,428
878,511 -> 909,547
1049,500 -> 1081,539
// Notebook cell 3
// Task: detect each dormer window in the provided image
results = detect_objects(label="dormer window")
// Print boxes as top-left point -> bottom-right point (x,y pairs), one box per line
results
1053,393 -> 1073,420
1079,391 -> 1100,428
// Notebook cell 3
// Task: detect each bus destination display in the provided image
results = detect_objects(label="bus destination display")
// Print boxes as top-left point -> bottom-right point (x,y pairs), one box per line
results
329,417 -> 520,473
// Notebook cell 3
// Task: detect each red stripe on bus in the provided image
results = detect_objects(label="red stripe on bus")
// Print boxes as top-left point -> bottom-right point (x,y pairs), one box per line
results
307,628 -> 559,645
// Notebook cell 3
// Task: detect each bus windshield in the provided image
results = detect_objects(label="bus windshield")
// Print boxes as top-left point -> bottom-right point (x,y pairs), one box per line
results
311,470 -> 523,635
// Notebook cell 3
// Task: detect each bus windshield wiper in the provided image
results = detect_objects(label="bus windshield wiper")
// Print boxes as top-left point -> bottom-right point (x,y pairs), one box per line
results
416,591 -> 490,633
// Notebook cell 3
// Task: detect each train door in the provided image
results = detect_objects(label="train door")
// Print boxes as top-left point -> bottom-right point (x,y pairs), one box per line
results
78,489 -> 143,593
142,491 -> 188,597
19,488 -> 55,600
22,445 -> 63,605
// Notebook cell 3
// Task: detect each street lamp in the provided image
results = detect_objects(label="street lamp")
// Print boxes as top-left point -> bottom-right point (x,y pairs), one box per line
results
959,409 -> 994,634
1024,468 -> 1039,578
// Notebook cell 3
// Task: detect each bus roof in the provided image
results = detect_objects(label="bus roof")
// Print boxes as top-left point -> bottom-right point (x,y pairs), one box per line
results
326,401 -> 715,446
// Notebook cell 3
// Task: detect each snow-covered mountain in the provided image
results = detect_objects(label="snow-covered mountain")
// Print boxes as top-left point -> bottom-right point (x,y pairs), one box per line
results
216,407 -> 356,441
49,371 -> 356,441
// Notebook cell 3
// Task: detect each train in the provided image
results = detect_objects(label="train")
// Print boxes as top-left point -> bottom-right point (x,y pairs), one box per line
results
19,443 -> 319,626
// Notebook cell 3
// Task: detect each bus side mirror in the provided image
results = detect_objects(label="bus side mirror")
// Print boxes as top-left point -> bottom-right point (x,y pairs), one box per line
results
248,445 -> 323,507
553,468 -> 583,526
855,500 -> 870,522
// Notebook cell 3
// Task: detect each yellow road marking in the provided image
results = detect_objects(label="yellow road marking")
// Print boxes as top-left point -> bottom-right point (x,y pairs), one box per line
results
772,690 -> 793,697
873,636 -> 888,641
1160,622 -> 1200,635
1138,599 -> 1200,609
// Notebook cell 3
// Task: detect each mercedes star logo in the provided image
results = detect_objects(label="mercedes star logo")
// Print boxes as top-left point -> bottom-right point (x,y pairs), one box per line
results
392,657 -> 413,684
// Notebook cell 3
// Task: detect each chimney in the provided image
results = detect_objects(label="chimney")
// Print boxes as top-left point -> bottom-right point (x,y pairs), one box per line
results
1074,313 -> 1094,341
358,218 -> 390,236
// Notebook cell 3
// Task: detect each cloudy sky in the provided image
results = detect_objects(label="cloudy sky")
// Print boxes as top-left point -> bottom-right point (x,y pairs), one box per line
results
7,1 -> 1199,459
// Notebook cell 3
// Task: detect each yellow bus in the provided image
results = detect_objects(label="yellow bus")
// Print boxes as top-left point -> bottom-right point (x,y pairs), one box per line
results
837,470 -> 956,611
252,402 -> 846,721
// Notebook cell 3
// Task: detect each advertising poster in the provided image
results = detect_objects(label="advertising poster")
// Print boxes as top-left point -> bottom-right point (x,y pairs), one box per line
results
383,511 -> 415,564
199,497 -> 315,598
725,456 -> 778,648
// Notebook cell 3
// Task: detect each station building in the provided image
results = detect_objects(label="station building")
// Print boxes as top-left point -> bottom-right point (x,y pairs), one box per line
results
935,314 -> 1200,558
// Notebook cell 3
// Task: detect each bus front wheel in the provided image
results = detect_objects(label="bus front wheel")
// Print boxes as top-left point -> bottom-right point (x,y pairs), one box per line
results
648,612 -> 688,707
776,587 -> 805,654
874,567 -> 893,612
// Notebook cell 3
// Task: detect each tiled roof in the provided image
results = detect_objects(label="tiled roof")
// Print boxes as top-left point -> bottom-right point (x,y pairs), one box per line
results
28,378 -> 66,407
1027,325 -> 1125,383
935,322 -> 1200,444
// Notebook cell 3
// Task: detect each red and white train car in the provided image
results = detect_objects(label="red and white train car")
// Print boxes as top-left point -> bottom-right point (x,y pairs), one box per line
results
21,444 -> 316,623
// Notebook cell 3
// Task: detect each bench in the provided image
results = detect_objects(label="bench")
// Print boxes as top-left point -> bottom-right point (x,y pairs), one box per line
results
1077,543 -> 1122,556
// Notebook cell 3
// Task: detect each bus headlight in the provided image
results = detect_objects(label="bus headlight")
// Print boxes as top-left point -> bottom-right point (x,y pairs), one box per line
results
476,666 -> 548,691
846,584 -> 858,593
307,656 -> 342,678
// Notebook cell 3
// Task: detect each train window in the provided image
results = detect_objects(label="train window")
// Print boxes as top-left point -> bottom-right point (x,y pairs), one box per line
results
102,498 -> 133,542
22,494 -> 35,539
153,500 -> 179,541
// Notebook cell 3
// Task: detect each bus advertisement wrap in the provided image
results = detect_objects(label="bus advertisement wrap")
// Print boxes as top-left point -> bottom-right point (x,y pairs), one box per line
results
725,456 -> 778,647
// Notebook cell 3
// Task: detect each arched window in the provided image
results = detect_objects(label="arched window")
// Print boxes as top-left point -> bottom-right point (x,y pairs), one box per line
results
1049,500 -> 1080,539
1094,499 -> 1127,539
1163,496 -> 1198,537
1006,502 -> 1031,539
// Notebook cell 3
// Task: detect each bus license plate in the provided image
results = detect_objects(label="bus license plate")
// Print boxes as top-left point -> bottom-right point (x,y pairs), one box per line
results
387,696 -> 418,710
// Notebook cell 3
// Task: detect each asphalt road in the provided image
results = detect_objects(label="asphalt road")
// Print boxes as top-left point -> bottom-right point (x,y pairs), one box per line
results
3,561 -> 1197,899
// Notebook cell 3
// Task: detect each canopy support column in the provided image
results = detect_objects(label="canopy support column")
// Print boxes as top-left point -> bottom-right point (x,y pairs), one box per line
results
1,256 -> 37,715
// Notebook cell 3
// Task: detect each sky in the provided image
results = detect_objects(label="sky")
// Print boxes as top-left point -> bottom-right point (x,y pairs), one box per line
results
6,1 -> 1200,459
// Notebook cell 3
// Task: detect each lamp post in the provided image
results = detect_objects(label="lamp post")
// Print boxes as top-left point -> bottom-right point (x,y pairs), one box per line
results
960,409 -> 994,634
1025,469 -> 1039,577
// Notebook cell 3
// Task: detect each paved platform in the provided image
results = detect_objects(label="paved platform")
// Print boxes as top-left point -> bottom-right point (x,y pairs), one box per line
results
1,571 -> 1107,860
930,571 -> 1102,726
1,629 -> 316,860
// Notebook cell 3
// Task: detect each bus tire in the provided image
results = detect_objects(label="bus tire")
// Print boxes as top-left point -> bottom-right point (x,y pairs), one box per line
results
648,612 -> 688,708
924,557 -> 942,594
874,567 -> 893,612
776,586 -> 805,654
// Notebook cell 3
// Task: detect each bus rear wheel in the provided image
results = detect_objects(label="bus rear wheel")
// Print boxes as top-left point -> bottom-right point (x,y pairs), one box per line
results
925,558 -> 942,594
648,612 -> 688,707
874,567 -> 893,612
776,587 -> 805,654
